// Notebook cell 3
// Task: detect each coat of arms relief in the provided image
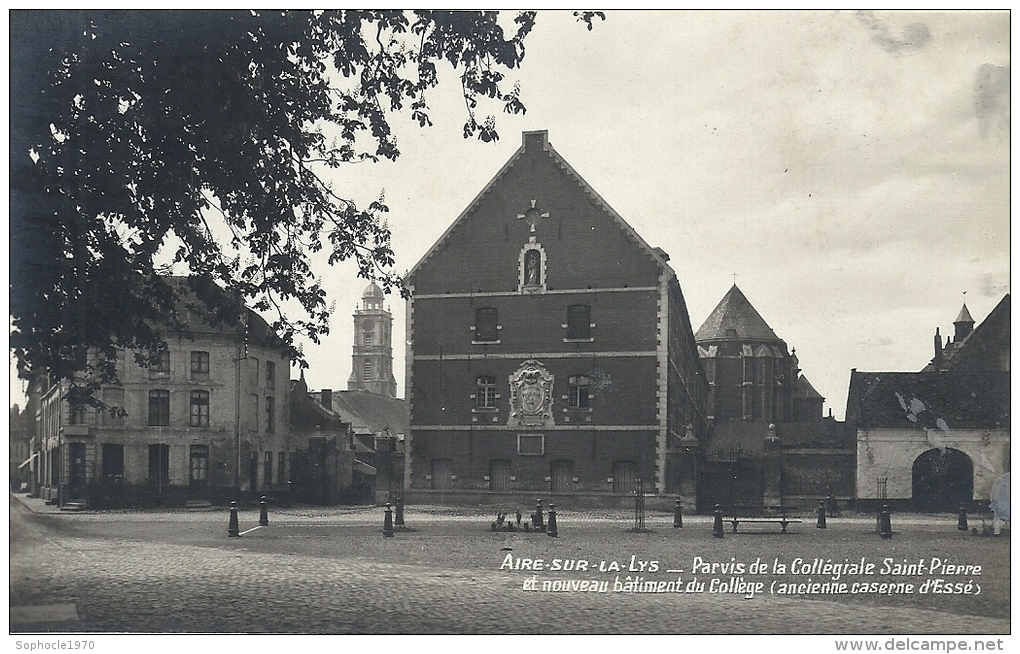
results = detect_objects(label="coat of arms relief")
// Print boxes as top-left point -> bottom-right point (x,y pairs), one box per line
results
508,360 -> 554,427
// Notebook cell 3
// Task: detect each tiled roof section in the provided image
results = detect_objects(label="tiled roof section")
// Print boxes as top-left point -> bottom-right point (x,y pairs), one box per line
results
793,374 -> 824,400
289,380 -> 346,430
331,390 -> 408,437
695,285 -> 783,343
845,371 -> 1009,430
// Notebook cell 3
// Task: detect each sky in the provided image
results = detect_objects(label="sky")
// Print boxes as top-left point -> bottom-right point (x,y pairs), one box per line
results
9,10 -> 1011,420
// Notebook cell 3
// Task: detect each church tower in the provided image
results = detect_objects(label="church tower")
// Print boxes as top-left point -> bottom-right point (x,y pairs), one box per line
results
347,282 -> 397,397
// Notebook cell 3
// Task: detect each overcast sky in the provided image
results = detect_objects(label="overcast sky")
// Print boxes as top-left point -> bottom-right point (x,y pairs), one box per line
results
10,10 -> 1011,420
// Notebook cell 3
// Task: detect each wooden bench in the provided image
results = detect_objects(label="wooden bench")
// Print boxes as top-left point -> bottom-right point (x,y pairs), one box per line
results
726,505 -> 802,533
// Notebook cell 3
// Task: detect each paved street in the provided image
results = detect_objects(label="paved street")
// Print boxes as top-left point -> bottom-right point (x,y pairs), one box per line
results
9,494 -> 1010,635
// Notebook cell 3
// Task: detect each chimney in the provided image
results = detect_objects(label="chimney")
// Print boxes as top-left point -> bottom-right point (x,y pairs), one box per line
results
933,328 -> 944,369
321,388 -> 332,410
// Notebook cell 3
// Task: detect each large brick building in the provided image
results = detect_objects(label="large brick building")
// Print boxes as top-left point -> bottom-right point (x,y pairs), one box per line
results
403,130 -> 708,505
30,280 -> 292,509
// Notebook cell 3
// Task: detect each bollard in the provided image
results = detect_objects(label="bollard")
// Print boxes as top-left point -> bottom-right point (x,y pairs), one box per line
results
383,502 -> 394,537
712,504 -> 724,538
880,505 -> 892,539
547,503 -> 558,538
228,500 -> 240,537
395,497 -> 405,527
673,499 -> 683,529
534,499 -> 545,533
816,500 -> 827,529
957,504 -> 968,532
259,496 -> 269,527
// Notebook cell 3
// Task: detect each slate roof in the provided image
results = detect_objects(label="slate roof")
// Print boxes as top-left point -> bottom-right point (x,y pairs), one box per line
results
942,295 -> 1010,372
923,294 -> 1010,372
330,390 -> 408,438
954,304 -> 975,325
845,371 -> 1010,430
793,374 -> 824,400
695,285 -> 783,344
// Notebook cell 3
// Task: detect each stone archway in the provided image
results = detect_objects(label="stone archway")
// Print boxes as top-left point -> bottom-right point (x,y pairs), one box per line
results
912,448 -> 973,511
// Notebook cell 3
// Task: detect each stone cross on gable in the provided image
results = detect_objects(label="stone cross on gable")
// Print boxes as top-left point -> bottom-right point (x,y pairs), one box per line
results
517,199 -> 549,233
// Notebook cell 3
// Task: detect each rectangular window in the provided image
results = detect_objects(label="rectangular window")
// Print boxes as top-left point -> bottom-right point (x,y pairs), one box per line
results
190,351 -> 210,376
189,390 -> 210,428
148,390 -> 170,426
265,396 -> 275,433
251,357 -> 259,384
149,350 -> 170,377
102,444 -> 125,481
566,304 -> 592,340
363,330 -> 373,346
517,433 -> 545,456
69,403 -> 87,425
475,376 -> 497,409
251,394 -> 259,432
568,375 -> 591,409
264,451 -> 273,488
266,360 -> 276,390
277,452 -> 286,486
189,445 -> 209,486
363,359 -> 372,380
474,307 -> 498,342
148,443 -> 170,485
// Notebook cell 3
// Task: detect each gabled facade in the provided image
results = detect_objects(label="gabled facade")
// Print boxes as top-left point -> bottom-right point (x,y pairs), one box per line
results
403,130 -> 707,504
30,280 -> 291,509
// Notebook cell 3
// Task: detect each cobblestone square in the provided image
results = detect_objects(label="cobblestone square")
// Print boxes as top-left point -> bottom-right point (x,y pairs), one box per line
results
9,495 -> 1010,636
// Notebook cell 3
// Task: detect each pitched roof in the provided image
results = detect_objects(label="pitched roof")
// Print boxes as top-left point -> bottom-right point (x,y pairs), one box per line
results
331,390 -> 408,437
942,294 -> 1010,372
924,294 -> 1010,372
793,374 -> 824,400
407,130 -> 673,281
845,370 -> 1009,430
695,285 -> 783,343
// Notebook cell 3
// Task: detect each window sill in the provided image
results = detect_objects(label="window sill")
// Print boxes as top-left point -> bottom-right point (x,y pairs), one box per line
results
471,408 -> 499,414
563,338 -> 594,343
471,340 -> 501,345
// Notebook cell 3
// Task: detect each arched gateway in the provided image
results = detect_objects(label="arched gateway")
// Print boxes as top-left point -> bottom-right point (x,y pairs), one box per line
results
912,448 -> 973,511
